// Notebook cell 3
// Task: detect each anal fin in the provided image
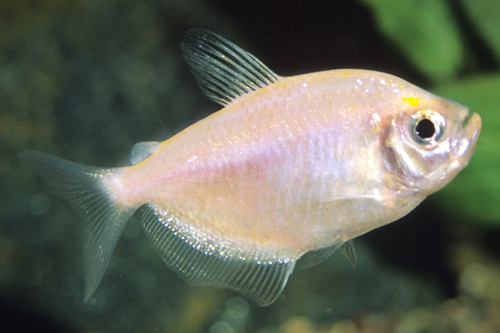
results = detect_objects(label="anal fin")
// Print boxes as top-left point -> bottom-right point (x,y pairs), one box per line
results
138,204 -> 296,306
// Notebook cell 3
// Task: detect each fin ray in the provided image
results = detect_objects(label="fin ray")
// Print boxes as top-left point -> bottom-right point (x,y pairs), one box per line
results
139,204 -> 295,306
180,29 -> 280,106
300,242 -> 342,270
341,240 -> 357,267
300,240 -> 357,269
19,151 -> 135,301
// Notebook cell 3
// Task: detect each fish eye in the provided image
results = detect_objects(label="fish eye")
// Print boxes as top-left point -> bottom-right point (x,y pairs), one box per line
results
408,109 -> 446,148
415,118 -> 435,138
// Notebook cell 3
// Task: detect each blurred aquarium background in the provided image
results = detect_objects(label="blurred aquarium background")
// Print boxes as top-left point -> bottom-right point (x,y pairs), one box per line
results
2,0 -> 500,332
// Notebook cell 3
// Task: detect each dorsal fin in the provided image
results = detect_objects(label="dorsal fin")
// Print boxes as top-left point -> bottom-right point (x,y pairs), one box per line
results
180,29 -> 280,106
138,204 -> 296,306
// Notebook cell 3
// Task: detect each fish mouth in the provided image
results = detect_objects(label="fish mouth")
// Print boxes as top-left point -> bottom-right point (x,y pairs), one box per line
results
453,112 -> 481,164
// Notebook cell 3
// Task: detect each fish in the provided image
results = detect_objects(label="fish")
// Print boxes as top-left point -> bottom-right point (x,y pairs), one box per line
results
20,29 -> 481,306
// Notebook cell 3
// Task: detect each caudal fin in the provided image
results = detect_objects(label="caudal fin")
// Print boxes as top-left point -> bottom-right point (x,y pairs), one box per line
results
19,151 -> 135,301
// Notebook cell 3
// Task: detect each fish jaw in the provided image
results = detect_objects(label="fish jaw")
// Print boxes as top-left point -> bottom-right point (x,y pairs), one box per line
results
430,111 -> 481,191
450,112 -> 481,168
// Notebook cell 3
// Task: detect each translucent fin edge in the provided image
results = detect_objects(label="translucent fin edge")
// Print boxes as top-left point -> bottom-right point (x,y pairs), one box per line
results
180,29 -> 280,106
139,204 -> 296,306
19,151 -> 135,301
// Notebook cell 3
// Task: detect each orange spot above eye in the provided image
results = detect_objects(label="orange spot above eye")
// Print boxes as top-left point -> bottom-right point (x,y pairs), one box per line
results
402,96 -> 420,107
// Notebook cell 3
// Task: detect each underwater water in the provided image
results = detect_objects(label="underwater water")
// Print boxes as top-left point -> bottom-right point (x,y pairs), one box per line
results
2,0 -> 500,332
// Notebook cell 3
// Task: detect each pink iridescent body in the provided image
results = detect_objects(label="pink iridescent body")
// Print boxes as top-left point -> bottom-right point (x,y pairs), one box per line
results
108,69 -> 479,259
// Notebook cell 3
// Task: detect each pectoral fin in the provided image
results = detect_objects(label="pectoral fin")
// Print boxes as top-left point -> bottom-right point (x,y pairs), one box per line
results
300,240 -> 357,269
300,242 -> 342,270
341,240 -> 357,267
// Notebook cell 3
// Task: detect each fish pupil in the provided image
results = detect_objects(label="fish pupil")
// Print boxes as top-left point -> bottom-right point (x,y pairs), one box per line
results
415,118 -> 435,139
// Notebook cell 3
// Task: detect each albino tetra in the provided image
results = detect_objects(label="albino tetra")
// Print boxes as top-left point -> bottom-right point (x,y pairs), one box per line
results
21,29 -> 481,306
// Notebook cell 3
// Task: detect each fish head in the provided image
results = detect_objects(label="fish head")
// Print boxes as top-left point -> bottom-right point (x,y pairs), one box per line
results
380,92 -> 481,194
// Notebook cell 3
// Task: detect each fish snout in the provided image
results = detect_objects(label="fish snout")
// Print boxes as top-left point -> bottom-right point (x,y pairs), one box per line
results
452,112 -> 481,164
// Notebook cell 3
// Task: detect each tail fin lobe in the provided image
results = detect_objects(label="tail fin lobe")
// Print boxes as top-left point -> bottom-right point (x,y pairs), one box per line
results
20,151 -> 135,301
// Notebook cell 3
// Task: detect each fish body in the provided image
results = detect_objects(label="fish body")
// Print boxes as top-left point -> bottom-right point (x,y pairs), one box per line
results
21,30 -> 481,306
